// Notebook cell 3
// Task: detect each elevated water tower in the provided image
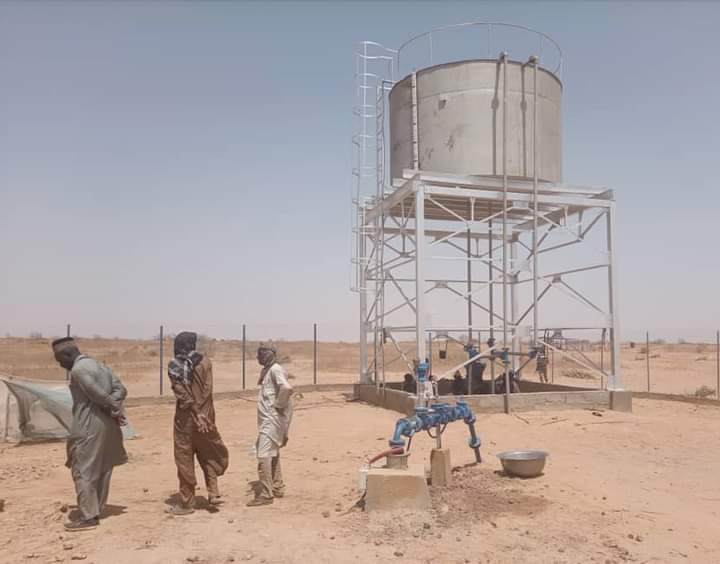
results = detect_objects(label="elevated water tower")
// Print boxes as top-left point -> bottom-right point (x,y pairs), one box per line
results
351,23 -> 621,406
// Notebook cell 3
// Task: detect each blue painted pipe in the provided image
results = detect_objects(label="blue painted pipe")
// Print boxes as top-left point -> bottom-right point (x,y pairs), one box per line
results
389,400 -> 482,462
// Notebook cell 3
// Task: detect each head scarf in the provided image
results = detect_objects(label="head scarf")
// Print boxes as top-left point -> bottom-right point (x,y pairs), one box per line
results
257,342 -> 278,383
168,331 -> 204,385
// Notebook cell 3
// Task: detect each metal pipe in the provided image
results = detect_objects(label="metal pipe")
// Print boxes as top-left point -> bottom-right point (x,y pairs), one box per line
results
359,206 -> 369,384
646,331 -> 650,393
411,72 -> 419,169
159,325 -> 164,396
242,324 -> 246,390
501,51 -> 510,413
510,240 -> 519,372
415,182 -> 427,407
313,323 -> 318,385
606,205 -> 622,390
600,328 -> 606,390
531,55 -> 539,350
489,218 -> 495,394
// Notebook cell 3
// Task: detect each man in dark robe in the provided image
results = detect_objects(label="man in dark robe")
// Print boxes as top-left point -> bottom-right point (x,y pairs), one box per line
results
166,331 -> 229,515
51,337 -> 128,531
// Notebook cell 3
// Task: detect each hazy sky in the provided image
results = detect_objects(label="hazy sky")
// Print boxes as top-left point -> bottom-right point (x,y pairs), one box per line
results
2,1 -> 719,341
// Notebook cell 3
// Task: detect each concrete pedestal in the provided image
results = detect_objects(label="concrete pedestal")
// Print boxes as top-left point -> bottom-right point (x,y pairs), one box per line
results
365,463 -> 430,512
430,448 -> 452,486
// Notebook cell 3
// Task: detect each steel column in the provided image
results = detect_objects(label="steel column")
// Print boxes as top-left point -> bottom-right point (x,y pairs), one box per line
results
415,182 -> 427,406
606,205 -> 623,389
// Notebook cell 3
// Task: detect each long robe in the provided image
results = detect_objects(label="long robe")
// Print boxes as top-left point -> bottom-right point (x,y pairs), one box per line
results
171,356 -> 229,506
256,363 -> 293,458
67,355 -> 128,520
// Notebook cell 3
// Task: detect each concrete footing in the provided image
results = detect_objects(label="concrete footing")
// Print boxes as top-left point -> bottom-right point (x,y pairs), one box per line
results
354,383 -> 632,415
430,448 -> 452,487
365,463 -> 430,512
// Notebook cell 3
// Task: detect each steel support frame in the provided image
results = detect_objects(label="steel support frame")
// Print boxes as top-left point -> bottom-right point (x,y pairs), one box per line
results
358,171 -> 622,392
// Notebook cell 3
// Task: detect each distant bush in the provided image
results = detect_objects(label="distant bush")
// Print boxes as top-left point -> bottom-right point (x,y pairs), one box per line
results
693,385 -> 716,398
29,331 -> 43,339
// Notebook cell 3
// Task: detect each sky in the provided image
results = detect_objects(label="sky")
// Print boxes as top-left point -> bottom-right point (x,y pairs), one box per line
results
1,1 -> 719,342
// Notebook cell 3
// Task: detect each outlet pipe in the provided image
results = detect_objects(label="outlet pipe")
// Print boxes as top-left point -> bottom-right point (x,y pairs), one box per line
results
389,400 -> 482,462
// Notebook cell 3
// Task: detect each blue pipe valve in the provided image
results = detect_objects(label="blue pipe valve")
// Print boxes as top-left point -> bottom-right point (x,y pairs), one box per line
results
389,400 -> 482,463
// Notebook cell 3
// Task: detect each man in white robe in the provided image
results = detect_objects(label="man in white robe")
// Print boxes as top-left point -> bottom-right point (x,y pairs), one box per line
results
247,343 -> 293,507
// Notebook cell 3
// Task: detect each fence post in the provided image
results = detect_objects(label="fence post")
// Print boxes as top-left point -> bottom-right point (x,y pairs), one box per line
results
646,331 -> 650,393
65,323 -> 71,381
242,324 -> 246,390
716,330 -> 719,400
159,325 -> 164,396
313,323 -> 318,385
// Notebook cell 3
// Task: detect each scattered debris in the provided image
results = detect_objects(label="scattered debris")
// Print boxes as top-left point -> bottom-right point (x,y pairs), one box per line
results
322,511 -> 330,518
393,550 -> 404,557
62,544 -> 73,551
70,556 -> 87,562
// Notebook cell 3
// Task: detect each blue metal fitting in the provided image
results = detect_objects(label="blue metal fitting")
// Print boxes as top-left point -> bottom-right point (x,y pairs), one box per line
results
388,400 -> 482,461
417,360 -> 429,382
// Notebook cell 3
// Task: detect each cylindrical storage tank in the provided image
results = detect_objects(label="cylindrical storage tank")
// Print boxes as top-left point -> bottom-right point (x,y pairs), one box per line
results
389,59 -> 562,182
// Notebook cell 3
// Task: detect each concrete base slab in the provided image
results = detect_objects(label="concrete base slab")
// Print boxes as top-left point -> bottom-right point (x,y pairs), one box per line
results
365,463 -> 430,512
430,448 -> 452,487
610,390 -> 633,412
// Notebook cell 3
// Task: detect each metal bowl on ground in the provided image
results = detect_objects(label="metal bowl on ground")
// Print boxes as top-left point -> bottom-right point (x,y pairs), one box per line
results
497,450 -> 548,478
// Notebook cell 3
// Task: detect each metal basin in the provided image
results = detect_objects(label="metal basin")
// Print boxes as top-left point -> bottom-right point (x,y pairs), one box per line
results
497,450 -> 548,478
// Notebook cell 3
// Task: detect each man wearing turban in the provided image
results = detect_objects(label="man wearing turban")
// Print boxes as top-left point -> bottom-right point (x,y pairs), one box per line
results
247,342 -> 294,506
166,331 -> 229,515
51,337 -> 128,531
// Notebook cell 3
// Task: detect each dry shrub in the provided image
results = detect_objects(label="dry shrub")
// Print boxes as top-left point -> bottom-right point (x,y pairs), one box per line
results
562,368 -> 595,380
650,353 -> 661,359
695,355 -> 708,362
693,385 -> 716,398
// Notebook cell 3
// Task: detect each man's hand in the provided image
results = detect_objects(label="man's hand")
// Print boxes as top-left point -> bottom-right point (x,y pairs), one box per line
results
196,414 -> 215,434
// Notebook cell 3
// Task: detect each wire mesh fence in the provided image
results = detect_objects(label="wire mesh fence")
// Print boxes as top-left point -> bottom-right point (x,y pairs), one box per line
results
0,325 -> 718,400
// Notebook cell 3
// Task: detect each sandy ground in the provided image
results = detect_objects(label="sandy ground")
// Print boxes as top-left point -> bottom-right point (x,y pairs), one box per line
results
1,392 -> 720,564
1,338 -> 719,398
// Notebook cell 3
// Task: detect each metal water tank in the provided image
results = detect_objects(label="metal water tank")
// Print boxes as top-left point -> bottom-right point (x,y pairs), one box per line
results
389,59 -> 562,182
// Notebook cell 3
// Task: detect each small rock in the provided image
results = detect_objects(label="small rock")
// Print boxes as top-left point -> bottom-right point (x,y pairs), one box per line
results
412,532 -> 420,538
186,558 -> 200,563
602,496 -> 607,501
70,557 -> 87,562
393,551 -> 404,558
627,534 -> 634,540
489,521 -> 497,528
312,457 -> 318,462
322,511 -> 330,518
0,498 -> 4,512
242,555 -> 254,562
374,540 -> 383,546
228,519 -> 235,524
329,535 -> 335,540
227,558 -> 235,563
63,544 -> 73,551
334,506 -> 342,512
423,522 -> 431,530
558,548 -> 565,553
456,537 -> 461,542
142,488 -> 149,493
60,504 -> 69,513
635,535 -> 643,543
507,500 -> 514,505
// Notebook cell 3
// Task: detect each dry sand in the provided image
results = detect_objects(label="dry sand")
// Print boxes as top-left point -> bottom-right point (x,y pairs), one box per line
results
2,392 -> 719,563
